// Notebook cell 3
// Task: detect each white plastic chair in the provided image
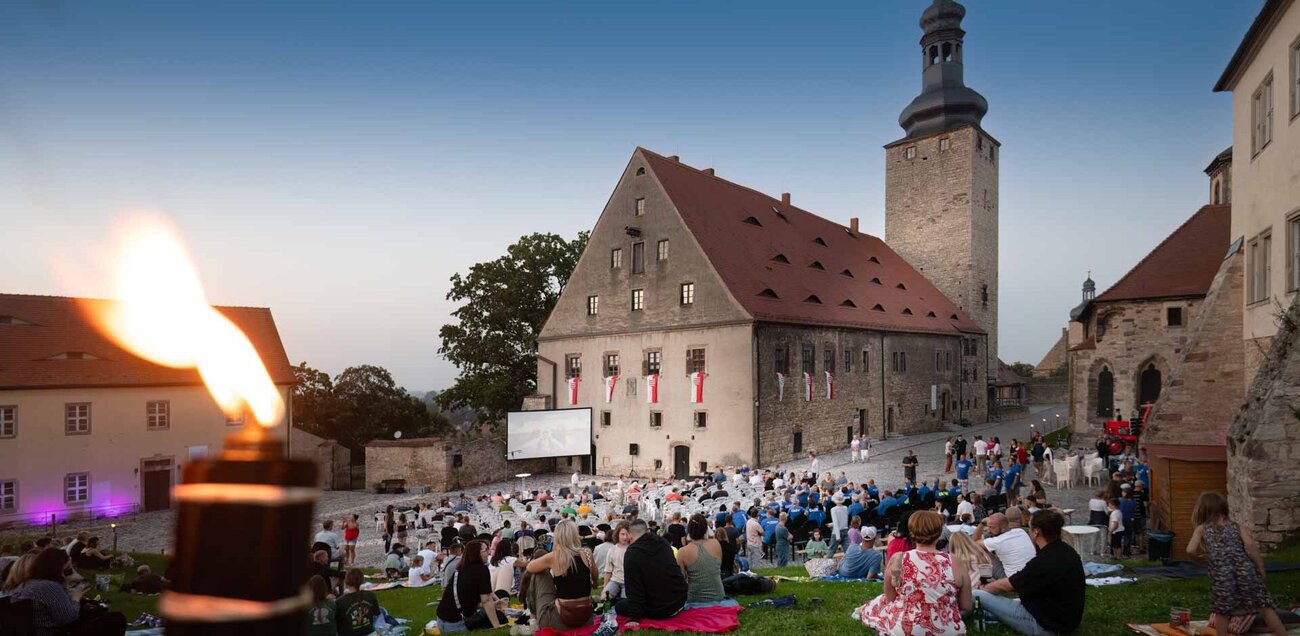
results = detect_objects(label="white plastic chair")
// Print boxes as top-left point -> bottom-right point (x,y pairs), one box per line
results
1083,457 -> 1104,487
1053,459 -> 1071,489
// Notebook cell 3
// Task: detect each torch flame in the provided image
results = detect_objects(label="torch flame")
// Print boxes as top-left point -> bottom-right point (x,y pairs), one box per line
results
84,215 -> 284,427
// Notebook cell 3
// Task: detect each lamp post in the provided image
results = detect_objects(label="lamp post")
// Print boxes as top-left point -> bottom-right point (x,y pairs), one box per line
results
111,523 -> 118,553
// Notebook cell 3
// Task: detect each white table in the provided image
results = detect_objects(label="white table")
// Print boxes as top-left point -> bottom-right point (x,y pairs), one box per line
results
1063,525 -> 1102,556
516,473 -> 532,493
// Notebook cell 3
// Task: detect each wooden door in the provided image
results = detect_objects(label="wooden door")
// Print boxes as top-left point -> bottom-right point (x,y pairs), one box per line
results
141,459 -> 173,512
673,445 -> 690,479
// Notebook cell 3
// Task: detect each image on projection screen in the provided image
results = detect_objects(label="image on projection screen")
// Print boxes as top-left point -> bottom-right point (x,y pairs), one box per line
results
507,408 -> 592,460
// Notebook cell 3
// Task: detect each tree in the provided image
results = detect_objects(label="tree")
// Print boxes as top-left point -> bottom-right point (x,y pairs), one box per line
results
291,362 -> 336,437
290,362 -> 451,451
1009,362 -> 1035,378
438,231 -> 588,422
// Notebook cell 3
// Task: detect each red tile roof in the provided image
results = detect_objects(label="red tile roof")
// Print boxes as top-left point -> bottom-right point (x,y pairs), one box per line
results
640,149 -> 984,336
1092,205 -> 1231,305
0,294 -> 295,390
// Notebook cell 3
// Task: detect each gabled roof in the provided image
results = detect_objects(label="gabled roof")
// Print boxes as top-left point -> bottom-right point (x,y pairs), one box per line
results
0,294 -> 295,390
639,149 -> 984,336
995,359 -> 1026,387
1088,204 -> 1231,307
1214,0 -> 1293,92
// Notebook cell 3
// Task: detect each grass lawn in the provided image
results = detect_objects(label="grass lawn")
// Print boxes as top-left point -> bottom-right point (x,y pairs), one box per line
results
16,539 -> 1300,634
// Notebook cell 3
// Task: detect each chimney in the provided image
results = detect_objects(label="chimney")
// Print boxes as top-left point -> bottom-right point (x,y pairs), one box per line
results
849,217 -> 860,233
703,168 -> 715,176
668,155 -> 680,162
781,192 -> 791,205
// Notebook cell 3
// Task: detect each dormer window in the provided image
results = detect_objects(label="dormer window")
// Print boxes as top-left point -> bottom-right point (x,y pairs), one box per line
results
743,216 -> 763,227
48,352 -> 100,361
809,261 -> 825,271
757,288 -> 780,299
803,295 -> 822,304
772,254 -> 791,264
901,308 -> 913,315
840,269 -> 854,278
872,304 -> 885,312
0,316 -> 32,325
840,299 -> 857,308
906,146 -> 917,160
813,237 -> 827,246
926,311 -> 937,318
896,282 -> 908,290
868,256 -> 880,264
770,206 -> 787,221
870,277 -> 882,285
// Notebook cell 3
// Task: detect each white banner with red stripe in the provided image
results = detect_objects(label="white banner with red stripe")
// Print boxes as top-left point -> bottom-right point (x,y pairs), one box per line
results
777,372 -> 785,401
567,377 -> 580,406
646,374 -> 659,404
826,371 -> 835,400
689,371 -> 707,403
604,375 -> 618,403
803,371 -> 812,401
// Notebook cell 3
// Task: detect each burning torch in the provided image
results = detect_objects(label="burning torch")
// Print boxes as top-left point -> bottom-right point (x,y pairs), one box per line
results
84,216 -> 318,634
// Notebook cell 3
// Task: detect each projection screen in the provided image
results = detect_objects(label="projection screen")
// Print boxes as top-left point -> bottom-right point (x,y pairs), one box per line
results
506,408 -> 592,460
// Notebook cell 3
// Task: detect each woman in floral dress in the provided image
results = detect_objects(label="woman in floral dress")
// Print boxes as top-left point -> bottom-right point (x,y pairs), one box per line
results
1186,492 -> 1287,636
856,511 -> 972,635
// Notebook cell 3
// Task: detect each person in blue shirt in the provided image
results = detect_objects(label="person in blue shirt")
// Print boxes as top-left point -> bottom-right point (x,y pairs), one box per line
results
847,495 -> 866,520
876,493 -> 898,517
731,505 -> 748,532
761,510 -> 779,545
1134,460 -> 1151,489
796,489 -> 810,507
955,453 -> 973,487
988,462 -> 1005,493
1006,460 -> 1024,503
808,490 -> 821,506
837,527 -> 884,580
787,502 -> 805,524
806,504 -> 826,529
917,482 -> 932,502
865,480 -> 880,499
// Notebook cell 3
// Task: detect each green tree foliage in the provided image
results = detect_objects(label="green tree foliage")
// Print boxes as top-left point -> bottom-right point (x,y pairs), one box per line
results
1009,361 -> 1035,378
291,362 -> 450,451
438,231 -> 588,422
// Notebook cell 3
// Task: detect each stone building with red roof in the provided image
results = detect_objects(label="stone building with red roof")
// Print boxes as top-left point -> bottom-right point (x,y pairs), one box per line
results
0,294 -> 295,525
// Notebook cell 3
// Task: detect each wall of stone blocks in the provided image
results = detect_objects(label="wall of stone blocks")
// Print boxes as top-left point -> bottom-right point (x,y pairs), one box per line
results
365,437 -> 554,493
1025,379 -> 1067,405
289,426 -> 353,490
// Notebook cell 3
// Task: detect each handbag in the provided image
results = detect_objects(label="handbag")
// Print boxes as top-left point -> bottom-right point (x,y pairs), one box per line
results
554,595 -> 595,627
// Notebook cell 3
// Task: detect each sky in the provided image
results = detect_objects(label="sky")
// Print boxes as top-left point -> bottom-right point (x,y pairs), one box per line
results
0,1 -> 1259,391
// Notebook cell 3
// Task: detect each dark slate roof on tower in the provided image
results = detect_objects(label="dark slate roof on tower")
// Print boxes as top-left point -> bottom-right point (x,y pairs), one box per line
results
896,0 -> 989,141
1070,205 -> 1231,323
638,148 -> 984,336
0,294 -> 295,390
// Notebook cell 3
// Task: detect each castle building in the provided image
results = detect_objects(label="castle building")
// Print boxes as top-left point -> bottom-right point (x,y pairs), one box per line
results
531,0 -> 998,477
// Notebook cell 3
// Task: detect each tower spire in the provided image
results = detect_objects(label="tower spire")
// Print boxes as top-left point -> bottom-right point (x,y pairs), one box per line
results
897,0 -> 989,140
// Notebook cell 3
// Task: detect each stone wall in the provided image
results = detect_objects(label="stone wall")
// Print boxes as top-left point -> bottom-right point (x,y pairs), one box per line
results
289,426 -> 353,490
1034,329 -> 1068,377
1228,290 -> 1300,552
1025,378 -> 1067,405
365,436 -> 555,493
1068,296 -> 1203,436
755,323 -> 987,464
885,125 -> 999,378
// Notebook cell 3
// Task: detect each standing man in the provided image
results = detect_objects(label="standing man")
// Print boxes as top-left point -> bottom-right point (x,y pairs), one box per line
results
809,451 -> 821,477
850,436 -> 861,463
773,513 -> 792,567
944,437 -> 955,473
744,509 -> 764,568
974,435 -> 989,474
902,450 -> 919,485
830,496 -> 850,554
953,435 -> 968,468
862,436 -> 871,464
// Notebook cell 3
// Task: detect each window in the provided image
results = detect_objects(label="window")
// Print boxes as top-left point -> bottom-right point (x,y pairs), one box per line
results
940,137 -> 950,152
587,295 -> 599,316
635,198 -> 645,216
566,355 -> 582,379
1289,215 -> 1300,291
604,354 -> 620,377
645,351 -> 661,375
905,146 -> 917,159
1293,36 -> 1300,118
632,242 -> 645,274
654,459 -> 663,470
977,136 -> 983,151
892,351 -> 907,373
601,411 -> 612,427
694,412 -> 707,428
650,412 -> 663,428
862,349 -> 870,373
686,348 -> 706,374
945,351 -> 952,371
64,403 -> 90,435
611,248 -> 622,269
631,289 -> 644,311
802,343 -> 815,375
1249,231 -> 1273,303
0,406 -> 13,438
792,431 -> 803,453
0,480 -> 13,511
824,347 -> 835,374
657,239 -> 669,261
680,282 -> 695,305
699,461 -> 709,474
65,473 -> 89,504
1253,73 -> 1274,155
844,348 -> 852,373
1167,307 -> 1184,327
146,401 -> 170,430
774,347 -> 789,375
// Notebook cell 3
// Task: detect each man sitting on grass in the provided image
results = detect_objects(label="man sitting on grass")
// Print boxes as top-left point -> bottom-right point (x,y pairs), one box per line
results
837,527 -> 883,580
616,520 -> 687,623
974,509 -> 1085,635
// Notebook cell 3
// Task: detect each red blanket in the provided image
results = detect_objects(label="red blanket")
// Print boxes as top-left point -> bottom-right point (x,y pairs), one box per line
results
535,605 -> 743,636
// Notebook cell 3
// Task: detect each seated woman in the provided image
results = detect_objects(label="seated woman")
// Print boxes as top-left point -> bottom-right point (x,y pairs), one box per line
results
436,540 -> 504,632
406,555 -> 437,588
73,536 -> 112,570
121,564 -> 166,594
488,538 -> 521,596
676,514 -> 726,606
525,520 -> 599,630
946,531 -> 993,590
803,529 -> 829,560
11,547 -> 125,635
885,511 -> 915,563
855,511 -> 972,636
714,527 -> 737,578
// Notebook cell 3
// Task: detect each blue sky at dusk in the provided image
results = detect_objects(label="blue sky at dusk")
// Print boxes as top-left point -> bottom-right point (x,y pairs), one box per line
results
0,1 -> 1258,390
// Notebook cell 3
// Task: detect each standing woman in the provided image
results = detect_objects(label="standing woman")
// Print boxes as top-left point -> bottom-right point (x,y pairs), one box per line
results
342,514 -> 360,567
1186,492 -> 1288,636
383,506 -> 396,554
525,521 -> 599,630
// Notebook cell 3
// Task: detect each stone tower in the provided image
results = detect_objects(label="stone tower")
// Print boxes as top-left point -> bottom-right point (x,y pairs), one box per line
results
885,0 -> 999,378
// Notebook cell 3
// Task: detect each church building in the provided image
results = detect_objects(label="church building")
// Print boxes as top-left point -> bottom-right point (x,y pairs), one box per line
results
530,0 -> 1000,477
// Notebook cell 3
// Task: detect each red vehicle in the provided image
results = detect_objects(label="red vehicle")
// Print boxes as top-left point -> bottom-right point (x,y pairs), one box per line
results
1103,404 -> 1153,454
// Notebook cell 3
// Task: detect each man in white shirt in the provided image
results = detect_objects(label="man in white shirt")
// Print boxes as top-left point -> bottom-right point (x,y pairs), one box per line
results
809,452 -> 821,476
956,494 -> 974,520
830,500 -> 851,554
850,437 -> 860,463
417,541 -> 439,576
974,436 -> 989,474
571,470 -> 581,487
772,474 -> 786,490
749,472 -> 763,487
314,520 -> 341,562
975,512 -> 1036,578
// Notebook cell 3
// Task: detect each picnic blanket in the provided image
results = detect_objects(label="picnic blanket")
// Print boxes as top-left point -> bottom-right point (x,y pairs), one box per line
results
1129,560 -> 1300,579
813,574 -> 875,583
1082,562 -> 1123,576
1084,576 -> 1136,587
535,604 -> 743,636
360,581 -> 404,591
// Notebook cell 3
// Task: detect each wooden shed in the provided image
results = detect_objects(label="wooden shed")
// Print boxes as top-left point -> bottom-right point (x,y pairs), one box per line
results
1147,443 -> 1227,560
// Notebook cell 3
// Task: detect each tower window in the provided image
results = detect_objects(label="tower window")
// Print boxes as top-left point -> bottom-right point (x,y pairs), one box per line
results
942,42 -> 952,62
587,296 -> 599,316
940,138 -> 950,152
981,284 -> 989,307
976,136 -> 983,151
906,146 -> 917,160
1167,307 -> 1184,327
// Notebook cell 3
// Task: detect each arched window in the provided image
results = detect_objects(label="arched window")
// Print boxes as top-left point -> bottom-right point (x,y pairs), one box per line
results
1096,366 -> 1114,418
942,42 -> 952,62
929,45 -> 939,66
1139,363 -> 1162,407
